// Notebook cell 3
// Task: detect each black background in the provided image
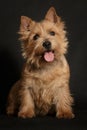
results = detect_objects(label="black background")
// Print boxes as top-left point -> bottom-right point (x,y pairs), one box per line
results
0,0 -> 87,129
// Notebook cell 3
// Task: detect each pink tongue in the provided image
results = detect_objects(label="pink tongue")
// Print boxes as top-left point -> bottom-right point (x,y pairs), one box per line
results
44,51 -> 54,62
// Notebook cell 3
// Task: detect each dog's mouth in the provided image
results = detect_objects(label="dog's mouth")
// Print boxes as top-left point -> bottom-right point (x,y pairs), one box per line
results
43,50 -> 54,62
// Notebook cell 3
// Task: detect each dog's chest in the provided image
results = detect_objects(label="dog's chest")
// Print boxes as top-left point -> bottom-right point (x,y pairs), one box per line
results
30,86 -> 53,109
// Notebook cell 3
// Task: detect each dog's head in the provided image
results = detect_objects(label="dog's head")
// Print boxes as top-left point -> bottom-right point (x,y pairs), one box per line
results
19,7 -> 68,68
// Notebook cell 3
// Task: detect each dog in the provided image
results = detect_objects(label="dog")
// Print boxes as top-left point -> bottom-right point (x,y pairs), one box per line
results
6,7 -> 74,119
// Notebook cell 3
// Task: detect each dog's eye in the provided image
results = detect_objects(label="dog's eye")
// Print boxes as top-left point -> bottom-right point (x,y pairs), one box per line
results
49,31 -> 55,36
33,34 -> 39,40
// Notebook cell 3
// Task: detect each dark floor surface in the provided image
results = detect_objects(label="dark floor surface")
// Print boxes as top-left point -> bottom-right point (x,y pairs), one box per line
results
0,110 -> 87,130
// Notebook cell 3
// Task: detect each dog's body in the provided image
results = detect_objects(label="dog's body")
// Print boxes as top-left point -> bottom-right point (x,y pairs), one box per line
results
7,7 -> 74,118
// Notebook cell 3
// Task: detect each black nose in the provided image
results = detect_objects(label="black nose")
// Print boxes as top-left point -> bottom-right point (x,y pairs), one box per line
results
43,41 -> 51,50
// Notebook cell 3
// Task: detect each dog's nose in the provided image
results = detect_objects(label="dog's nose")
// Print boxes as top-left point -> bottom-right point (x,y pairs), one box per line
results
43,41 -> 51,50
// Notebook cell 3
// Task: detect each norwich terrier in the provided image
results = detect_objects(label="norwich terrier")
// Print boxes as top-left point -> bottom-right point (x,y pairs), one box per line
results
7,7 -> 74,119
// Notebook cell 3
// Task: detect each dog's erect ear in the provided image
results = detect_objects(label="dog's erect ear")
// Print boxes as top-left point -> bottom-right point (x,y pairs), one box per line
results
19,16 -> 35,41
20,16 -> 33,32
45,7 -> 60,23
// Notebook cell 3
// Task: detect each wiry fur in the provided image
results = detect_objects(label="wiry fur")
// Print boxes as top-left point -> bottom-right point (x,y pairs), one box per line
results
7,7 -> 74,119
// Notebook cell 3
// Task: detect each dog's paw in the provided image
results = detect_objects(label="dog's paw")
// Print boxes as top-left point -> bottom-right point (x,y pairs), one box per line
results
56,111 -> 75,119
6,107 -> 15,115
18,109 -> 35,118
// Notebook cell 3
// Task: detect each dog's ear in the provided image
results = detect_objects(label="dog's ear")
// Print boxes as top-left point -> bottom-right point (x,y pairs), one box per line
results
19,16 -> 34,41
45,7 -> 60,23
20,16 -> 33,32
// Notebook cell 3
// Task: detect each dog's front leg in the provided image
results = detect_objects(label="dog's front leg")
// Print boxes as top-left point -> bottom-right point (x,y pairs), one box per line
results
54,85 -> 74,119
18,88 -> 35,118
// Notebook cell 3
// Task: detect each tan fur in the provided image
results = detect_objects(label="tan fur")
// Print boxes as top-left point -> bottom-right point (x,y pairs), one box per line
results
7,7 -> 74,119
